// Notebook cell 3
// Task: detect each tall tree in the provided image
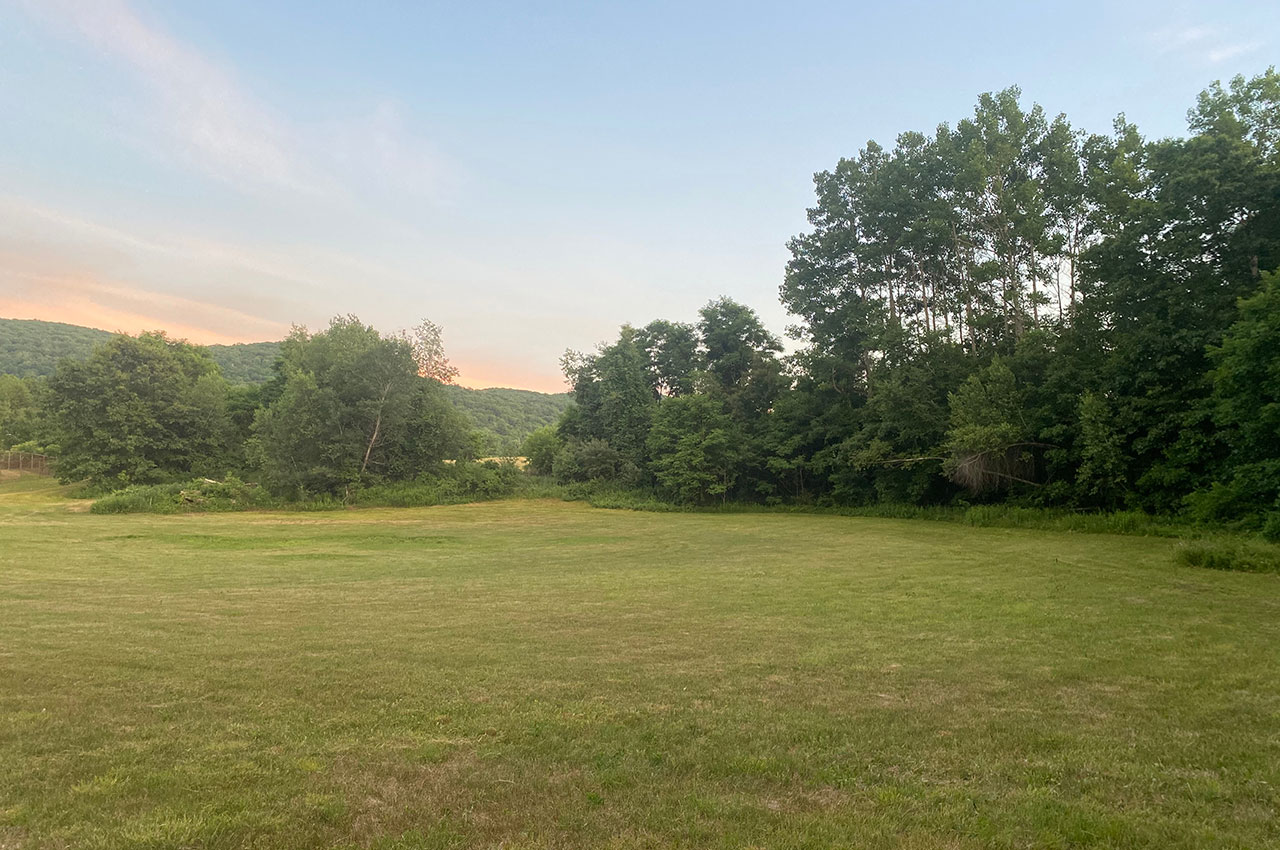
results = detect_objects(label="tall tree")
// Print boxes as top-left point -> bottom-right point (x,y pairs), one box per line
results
47,333 -> 230,487
559,326 -> 655,468
251,316 -> 466,495
1197,271 -> 1280,525
1079,69 -> 1280,510
647,395 -> 743,504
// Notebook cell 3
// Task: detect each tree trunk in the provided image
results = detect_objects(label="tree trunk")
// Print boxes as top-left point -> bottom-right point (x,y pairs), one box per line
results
360,382 -> 393,476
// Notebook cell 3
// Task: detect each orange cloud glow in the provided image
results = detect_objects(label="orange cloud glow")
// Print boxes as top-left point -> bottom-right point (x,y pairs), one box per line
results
0,271 -> 289,345
452,359 -> 568,394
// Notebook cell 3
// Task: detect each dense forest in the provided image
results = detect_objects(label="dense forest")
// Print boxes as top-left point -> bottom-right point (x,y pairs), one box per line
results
2,71 -> 1277,535
529,70 -> 1279,535
0,318 -> 569,454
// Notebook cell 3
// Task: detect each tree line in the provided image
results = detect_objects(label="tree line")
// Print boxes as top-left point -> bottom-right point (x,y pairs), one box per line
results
2,317 -> 487,496
530,70 -> 1280,536
2,70 -> 1276,531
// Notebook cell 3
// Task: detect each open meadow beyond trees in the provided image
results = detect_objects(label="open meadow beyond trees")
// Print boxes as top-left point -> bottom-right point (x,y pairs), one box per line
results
1,476 -> 1277,849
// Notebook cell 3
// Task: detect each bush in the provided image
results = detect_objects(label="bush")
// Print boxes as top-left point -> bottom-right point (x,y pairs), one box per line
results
557,481 -> 683,512
91,476 -> 275,514
353,461 -> 523,507
552,439 -> 640,485
520,426 -> 561,476
1175,540 -> 1280,574
89,463 -> 536,515
1262,511 -> 1280,543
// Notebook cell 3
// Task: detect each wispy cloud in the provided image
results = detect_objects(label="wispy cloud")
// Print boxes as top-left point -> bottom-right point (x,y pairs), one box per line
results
1204,42 -> 1263,64
18,0 -> 451,200
21,0 -> 319,193
1148,24 -> 1263,66
326,100 -> 450,197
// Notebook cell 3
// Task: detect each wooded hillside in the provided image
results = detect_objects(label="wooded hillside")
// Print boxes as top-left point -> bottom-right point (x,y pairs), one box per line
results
0,318 -> 280,384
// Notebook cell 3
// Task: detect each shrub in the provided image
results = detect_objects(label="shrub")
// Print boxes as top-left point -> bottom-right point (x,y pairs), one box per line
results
353,461 -> 523,507
552,439 -> 640,485
521,426 -> 561,476
91,476 -> 275,514
1262,511 -> 1280,543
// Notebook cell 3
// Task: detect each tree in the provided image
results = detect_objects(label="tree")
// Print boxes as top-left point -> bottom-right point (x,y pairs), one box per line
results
1075,391 -> 1127,509
399,319 -> 460,384
647,395 -> 743,503
0,375 -> 43,450
1191,271 -> 1280,525
521,425 -> 562,476
251,316 -> 467,495
776,70 -> 1279,513
635,320 -> 699,397
46,333 -> 230,487
698,297 -> 782,395
944,358 -> 1035,493
558,326 -> 656,468
1078,70 -> 1280,510
552,438 -> 636,484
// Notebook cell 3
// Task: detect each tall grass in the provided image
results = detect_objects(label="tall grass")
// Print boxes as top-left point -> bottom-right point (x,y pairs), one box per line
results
90,462 -> 542,515
561,485 -> 1225,538
1174,540 -> 1280,574
90,476 -> 275,514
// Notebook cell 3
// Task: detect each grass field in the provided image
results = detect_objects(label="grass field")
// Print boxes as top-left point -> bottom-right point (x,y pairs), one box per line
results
1,475 -> 1278,849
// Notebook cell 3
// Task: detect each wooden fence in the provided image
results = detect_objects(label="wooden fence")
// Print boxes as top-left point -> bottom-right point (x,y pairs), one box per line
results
0,452 -> 51,475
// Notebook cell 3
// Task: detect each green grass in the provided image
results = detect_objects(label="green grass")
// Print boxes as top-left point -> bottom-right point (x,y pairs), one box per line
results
1,476 -> 1278,849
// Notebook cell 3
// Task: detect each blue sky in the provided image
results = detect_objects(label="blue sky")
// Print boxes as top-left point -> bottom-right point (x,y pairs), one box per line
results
1,0 -> 1275,390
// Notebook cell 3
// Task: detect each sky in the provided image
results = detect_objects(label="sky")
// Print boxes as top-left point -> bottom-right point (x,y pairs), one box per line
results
1,1 -> 1276,391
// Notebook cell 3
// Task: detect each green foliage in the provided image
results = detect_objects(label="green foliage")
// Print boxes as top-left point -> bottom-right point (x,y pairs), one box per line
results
520,425 -> 562,475
559,327 -> 656,467
205,341 -> 282,383
0,374 -> 45,449
647,394 -> 743,503
944,358 -> 1031,492
0,317 -> 280,383
1175,539 -> 1280,574
90,475 -> 275,514
352,461 -> 523,507
1075,391 -> 1127,509
1192,271 -> 1280,525
250,317 -> 468,495
89,463 -> 527,514
440,385 -> 572,454
1262,511 -> 1280,543
46,332 -> 231,487
634,320 -> 699,397
698,297 -> 782,394
552,438 -> 638,485
0,318 -> 113,377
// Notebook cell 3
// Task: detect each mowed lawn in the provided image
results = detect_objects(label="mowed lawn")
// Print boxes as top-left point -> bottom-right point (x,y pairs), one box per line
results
1,480 -> 1277,849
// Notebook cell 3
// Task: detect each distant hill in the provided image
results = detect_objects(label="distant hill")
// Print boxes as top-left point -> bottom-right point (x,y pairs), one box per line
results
0,319 -> 114,378
0,318 -> 281,384
205,341 -> 281,384
0,317 -> 571,448
440,384 -> 573,451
